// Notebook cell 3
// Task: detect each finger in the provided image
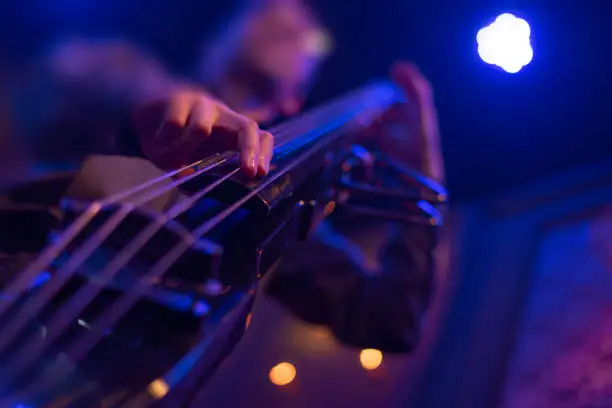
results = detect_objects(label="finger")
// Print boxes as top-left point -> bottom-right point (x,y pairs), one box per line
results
390,61 -> 433,104
184,98 -> 218,141
390,61 -> 418,97
233,117 -> 261,178
157,94 -> 192,141
257,131 -> 274,176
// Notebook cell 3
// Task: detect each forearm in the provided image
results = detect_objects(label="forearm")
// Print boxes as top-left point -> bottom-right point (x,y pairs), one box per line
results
45,39 -> 174,107
363,122 -> 445,188
10,39 -> 175,166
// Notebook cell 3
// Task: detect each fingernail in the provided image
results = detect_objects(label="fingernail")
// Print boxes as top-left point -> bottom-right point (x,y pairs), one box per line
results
259,157 -> 269,174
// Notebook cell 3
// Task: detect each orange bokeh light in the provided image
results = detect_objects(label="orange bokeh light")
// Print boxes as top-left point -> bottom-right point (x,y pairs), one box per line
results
359,349 -> 383,371
269,362 -> 297,386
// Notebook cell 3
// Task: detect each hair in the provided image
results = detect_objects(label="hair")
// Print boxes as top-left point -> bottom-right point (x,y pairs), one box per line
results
196,0 -> 329,86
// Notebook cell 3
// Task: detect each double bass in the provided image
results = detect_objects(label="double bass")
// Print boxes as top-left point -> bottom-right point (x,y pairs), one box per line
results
0,81 -> 447,407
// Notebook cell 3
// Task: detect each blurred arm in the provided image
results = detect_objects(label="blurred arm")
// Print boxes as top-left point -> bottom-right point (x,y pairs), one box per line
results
362,103 -> 445,186
9,38 -> 173,167
10,38 -> 274,179
360,62 -> 446,185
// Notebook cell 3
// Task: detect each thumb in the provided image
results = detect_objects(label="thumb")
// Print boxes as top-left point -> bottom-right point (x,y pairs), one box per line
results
390,61 -> 433,104
390,61 -> 418,95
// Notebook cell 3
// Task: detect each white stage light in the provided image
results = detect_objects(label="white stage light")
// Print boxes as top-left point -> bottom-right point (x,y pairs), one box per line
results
477,13 -> 533,73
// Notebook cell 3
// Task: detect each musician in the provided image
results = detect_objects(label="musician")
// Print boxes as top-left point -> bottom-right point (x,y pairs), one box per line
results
9,0 -> 444,352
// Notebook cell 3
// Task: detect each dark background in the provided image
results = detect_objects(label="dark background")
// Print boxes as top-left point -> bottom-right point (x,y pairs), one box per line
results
2,0 -> 611,199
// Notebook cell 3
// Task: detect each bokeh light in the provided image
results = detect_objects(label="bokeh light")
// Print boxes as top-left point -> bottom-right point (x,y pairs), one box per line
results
269,362 -> 297,386
477,13 -> 533,73
147,378 -> 170,399
359,349 -> 383,371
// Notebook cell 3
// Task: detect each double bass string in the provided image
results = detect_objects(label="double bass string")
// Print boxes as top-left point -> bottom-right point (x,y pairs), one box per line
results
0,83 -> 399,396
0,154 -> 239,356
0,155 -> 233,320
57,84 -> 397,369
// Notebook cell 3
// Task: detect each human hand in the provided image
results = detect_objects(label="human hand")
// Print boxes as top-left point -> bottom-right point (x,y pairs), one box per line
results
132,88 -> 274,178
366,61 -> 444,182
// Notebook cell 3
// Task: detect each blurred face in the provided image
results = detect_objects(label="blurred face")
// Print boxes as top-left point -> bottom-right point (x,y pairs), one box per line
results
237,1 -> 331,114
